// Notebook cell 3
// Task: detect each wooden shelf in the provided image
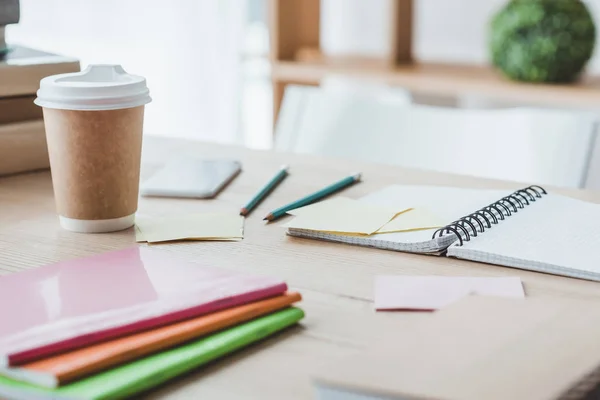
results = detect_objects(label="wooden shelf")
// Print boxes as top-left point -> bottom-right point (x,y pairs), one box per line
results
273,58 -> 600,110
268,0 -> 600,126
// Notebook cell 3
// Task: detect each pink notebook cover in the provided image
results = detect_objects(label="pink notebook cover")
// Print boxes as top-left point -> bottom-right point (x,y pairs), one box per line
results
0,247 -> 287,367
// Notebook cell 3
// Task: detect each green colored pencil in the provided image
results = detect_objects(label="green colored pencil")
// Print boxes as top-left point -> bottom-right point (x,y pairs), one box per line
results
240,165 -> 289,216
263,173 -> 361,221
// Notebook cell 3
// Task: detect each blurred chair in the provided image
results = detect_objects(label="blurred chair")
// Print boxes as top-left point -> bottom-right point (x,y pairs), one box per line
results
274,85 -> 599,189
320,74 -> 412,104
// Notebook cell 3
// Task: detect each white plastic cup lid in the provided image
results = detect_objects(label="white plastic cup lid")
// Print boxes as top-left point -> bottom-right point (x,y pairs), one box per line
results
34,64 -> 151,111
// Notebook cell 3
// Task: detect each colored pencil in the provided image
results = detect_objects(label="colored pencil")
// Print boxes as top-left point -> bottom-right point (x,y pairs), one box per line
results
263,173 -> 361,221
240,165 -> 289,217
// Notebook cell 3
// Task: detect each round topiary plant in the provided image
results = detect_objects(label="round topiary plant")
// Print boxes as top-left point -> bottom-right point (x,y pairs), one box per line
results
490,0 -> 597,83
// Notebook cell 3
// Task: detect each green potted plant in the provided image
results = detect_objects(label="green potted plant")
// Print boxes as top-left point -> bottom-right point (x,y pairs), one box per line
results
490,0 -> 596,83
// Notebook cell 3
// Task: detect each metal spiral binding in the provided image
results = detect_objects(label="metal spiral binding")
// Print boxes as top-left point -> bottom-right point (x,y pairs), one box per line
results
431,185 -> 547,246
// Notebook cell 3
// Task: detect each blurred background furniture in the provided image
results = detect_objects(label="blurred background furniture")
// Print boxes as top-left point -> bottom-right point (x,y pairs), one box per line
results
269,0 -> 600,125
6,0 -> 600,188
319,74 -> 411,103
275,85 -> 599,189
0,47 -> 79,176
0,0 -> 80,176
0,0 -> 19,52
7,0 -> 600,152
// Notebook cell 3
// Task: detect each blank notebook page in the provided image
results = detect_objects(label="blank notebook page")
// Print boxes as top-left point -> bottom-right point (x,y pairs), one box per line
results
448,194 -> 600,281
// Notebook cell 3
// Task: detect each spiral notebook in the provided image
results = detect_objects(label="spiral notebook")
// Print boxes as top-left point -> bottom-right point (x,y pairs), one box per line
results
286,185 -> 600,282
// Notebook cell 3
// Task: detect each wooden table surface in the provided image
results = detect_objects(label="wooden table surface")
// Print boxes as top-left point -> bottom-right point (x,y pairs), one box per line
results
2,136 -> 600,399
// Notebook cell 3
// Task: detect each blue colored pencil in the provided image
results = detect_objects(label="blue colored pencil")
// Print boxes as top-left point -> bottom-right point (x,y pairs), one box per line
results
263,173 -> 362,221
240,165 -> 289,216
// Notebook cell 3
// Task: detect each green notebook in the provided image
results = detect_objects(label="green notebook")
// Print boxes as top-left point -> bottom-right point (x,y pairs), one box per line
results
0,307 -> 304,400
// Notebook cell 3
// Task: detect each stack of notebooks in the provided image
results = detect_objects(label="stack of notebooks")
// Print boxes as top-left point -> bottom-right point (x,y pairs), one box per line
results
285,184 -> 600,282
0,46 -> 79,176
0,247 -> 304,399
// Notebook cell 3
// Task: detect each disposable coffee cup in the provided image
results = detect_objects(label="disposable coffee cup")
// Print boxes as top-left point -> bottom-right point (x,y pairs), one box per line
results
34,64 -> 151,233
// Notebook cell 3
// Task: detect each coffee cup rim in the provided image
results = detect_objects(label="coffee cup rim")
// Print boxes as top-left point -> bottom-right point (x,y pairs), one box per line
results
34,64 -> 152,111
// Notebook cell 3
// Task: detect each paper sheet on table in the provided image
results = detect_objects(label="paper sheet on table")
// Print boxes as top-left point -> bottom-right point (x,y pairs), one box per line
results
135,213 -> 244,244
375,208 -> 445,233
135,224 -> 146,242
374,276 -> 524,311
284,197 -> 406,235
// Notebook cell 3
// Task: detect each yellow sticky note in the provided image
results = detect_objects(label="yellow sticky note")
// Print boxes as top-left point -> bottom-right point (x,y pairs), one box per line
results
284,197 -> 407,235
135,213 -> 244,244
376,208 -> 445,234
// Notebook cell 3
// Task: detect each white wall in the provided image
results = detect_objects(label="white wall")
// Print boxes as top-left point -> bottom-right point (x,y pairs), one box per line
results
7,0 -> 246,144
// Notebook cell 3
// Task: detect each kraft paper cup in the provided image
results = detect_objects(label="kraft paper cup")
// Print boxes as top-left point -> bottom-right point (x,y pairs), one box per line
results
35,65 -> 151,233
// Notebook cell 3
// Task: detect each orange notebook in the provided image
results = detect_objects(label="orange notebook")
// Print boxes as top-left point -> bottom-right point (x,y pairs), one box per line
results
1,292 -> 302,388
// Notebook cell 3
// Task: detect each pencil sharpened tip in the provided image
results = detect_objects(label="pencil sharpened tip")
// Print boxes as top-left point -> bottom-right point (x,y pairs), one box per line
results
239,208 -> 248,216
263,213 -> 274,221
353,173 -> 362,181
